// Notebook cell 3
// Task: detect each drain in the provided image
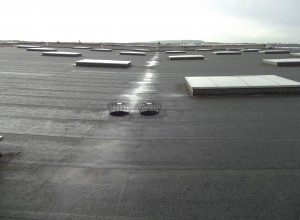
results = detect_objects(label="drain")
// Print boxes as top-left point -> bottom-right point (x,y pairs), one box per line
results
138,101 -> 161,116
107,102 -> 132,116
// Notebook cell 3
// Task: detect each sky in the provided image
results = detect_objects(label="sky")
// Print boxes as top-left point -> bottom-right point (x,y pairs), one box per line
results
1,0 -> 299,43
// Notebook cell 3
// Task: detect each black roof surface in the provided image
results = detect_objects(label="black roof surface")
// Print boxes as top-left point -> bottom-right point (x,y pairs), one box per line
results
0,45 -> 300,220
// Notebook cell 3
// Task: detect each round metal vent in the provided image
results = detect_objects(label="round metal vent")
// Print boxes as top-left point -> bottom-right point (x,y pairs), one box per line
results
138,101 -> 161,116
107,102 -> 132,116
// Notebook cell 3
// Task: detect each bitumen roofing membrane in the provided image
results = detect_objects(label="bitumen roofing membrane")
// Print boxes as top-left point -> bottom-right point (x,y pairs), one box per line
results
0,45 -> 300,220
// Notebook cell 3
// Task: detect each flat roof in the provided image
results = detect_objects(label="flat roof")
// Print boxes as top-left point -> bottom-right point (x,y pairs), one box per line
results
1,46 -> 300,220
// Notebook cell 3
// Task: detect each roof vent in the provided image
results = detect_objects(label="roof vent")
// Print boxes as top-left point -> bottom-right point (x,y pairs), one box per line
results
107,102 -> 132,116
138,101 -> 161,116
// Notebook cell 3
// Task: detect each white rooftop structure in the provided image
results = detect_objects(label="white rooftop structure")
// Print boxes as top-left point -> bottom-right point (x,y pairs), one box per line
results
72,46 -> 91,49
91,48 -> 113,52
27,47 -> 57,52
213,51 -> 242,55
16,45 -> 41,49
185,75 -> 300,96
169,55 -> 204,60
226,48 -> 244,51
290,53 -> 300,57
76,59 -> 131,68
42,52 -> 82,57
259,50 -> 290,54
241,49 -> 261,52
165,51 -> 187,54
263,58 -> 300,66
133,49 -> 151,52
196,48 -> 213,51
120,51 -> 146,56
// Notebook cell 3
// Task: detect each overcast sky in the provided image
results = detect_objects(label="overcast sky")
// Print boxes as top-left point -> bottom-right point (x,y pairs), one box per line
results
1,0 -> 299,43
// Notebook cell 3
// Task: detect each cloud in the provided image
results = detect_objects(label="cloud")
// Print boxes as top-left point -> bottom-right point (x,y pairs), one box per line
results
210,0 -> 300,27
1,0 -> 299,43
